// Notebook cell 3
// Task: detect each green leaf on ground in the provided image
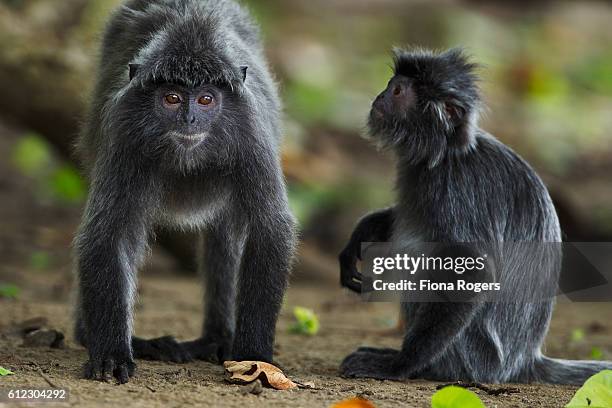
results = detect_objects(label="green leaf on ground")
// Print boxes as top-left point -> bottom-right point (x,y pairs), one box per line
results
288,306 -> 320,336
0,366 -> 14,376
431,386 -> 486,408
566,370 -> 612,408
0,284 -> 20,299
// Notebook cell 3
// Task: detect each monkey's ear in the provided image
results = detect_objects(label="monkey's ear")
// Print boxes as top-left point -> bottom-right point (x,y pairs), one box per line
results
128,64 -> 141,81
240,66 -> 248,82
444,102 -> 466,128
444,100 -> 477,150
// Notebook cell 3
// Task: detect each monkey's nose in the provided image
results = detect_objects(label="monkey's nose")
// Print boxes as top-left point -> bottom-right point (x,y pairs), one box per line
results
189,115 -> 196,124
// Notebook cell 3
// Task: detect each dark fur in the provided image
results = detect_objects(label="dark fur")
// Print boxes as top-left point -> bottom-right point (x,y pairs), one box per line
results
339,48 -> 612,385
74,0 -> 295,384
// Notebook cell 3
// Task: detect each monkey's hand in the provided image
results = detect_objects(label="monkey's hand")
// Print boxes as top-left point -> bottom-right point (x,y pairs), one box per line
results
83,344 -> 135,384
339,242 -> 364,293
339,208 -> 394,293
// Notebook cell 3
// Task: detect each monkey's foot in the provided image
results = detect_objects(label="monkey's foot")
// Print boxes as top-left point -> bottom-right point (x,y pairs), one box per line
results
340,348 -> 403,380
354,346 -> 400,355
83,357 -> 136,384
132,336 -> 193,363
182,337 -> 231,364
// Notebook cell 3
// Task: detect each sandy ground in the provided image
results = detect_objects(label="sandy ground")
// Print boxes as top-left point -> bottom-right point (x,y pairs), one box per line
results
1,122 -> 611,407
1,270 -> 611,408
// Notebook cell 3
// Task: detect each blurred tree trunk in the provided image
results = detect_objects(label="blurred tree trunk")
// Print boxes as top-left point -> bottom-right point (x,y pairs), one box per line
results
0,0 -> 199,272
0,0 -> 121,159
1,0 -> 610,278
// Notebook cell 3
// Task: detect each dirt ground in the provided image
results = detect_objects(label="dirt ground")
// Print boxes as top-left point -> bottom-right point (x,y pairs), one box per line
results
1,122 -> 611,408
3,274 -> 612,408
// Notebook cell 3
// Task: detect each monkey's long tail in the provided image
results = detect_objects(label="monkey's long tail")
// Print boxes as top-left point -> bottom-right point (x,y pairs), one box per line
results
531,355 -> 612,385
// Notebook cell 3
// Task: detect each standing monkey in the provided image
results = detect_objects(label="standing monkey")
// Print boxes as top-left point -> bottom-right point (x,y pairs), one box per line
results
339,48 -> 612,384
74,0 -> 295,384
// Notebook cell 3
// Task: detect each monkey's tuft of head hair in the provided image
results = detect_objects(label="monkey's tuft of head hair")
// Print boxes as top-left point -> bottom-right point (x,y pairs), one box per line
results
369,47 -> 483,168
393,47 -> 481,120
130,14 -> 245,91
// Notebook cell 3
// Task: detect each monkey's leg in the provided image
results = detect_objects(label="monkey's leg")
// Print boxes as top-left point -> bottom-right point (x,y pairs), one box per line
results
182,221 -> 245,363
75,166 -> 153,383
231,213 -> 295,363
131,232 -> 194,362
341,244 -> 489,380
74,312 -> 87,347
339,207 -> 394,292
131,336 -> 191,363
340,302 -> 481,380
132,218 -> 245,364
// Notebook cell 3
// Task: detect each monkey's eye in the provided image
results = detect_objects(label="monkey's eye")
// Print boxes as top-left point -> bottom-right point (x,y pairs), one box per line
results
392,85 -> 402,96
198,94 -> 214,106
164,93 -> 182,105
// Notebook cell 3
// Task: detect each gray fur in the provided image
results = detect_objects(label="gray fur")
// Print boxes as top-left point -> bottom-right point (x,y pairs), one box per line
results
74,0 -> 295,384
339,48 -> 611,385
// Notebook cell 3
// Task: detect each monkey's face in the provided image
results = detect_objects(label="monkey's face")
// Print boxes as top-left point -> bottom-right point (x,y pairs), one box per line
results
367,74 -> 449,166
112,79 -> 247,173
368,49 -> 481,167
153,83 -> 224,149
368,75 -> 419,145
371,75 -> 416,121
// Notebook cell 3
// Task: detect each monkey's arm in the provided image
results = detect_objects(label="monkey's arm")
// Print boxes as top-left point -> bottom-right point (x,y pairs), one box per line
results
230,160 -> 296,362
231,211 -> 295,362
339,207 -> 394,292
75,156 -> 156,383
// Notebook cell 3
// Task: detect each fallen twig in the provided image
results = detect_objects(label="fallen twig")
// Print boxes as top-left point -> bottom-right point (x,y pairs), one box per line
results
37,368 -> 59,389
293,380 -> 319,390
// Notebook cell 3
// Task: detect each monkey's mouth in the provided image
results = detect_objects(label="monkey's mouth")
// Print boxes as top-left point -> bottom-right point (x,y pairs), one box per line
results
169,132 -> 207,148
368,107 -> 386,128
371,107 -> 384,119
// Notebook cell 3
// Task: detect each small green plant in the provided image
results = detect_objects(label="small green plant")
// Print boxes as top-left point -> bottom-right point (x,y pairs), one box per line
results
50,166 -> 86,203
288,306 -> 320,336
0,284 -> 20,299
590,347 -> 604,360
0,366 -> 14,376
565,370 -> 612,407
12,134 -> 52,176
571,328 -> 585,342
431,386 -> 486,408
12,134 -> 86,205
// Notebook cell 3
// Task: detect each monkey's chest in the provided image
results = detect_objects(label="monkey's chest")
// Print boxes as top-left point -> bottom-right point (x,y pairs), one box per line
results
157,186 -> 229,230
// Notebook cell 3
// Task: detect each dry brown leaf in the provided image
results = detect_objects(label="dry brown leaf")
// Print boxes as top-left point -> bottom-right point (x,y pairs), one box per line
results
331,397 -> 377,408
223,361 -> 297,390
